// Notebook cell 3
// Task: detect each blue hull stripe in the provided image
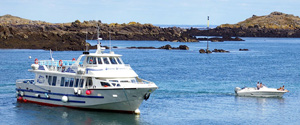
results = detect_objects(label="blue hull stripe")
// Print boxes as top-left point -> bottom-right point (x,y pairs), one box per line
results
16,88 -> 104,98
22,95 -> 85,103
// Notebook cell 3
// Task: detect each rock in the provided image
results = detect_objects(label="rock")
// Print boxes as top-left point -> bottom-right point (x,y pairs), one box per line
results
239,48 -> 249,51
159,44 -> 172,50
178,45 -> 189,50
199,49 -> 205,53
212,49 -> 229,53
127,46 -> 137,49
206,49 -> 212,53
137,47 -> 156,49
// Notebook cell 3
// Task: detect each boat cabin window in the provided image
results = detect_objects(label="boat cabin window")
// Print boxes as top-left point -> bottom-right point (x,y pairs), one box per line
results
47,75 -> 57,86
109,57 -> 118,64
79,79 -> 84,87
109,80 -> 118,82
52,76 -> 57,86
87,78 -> 93,87
65,78 -> 70,87
87,57 -> 96,64
116,57 -> 123,64
101,82 -> 111,87
60,77 -> 65,86
69,78 -> 74,87
103,57 -> 110,64
97,57 -> 103,64
131,79 -> 137,83
120,80 -> 129,83
48,76 -> 52,85
75,79 -> 79,87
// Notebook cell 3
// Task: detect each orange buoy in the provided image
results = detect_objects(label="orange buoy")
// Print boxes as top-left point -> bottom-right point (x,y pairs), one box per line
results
72,58 -> 76,61
59,60 -> 63,66
34,58 -> 38,64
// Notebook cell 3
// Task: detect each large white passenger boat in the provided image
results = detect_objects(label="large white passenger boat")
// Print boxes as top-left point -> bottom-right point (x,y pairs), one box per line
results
15,33 -> 158,114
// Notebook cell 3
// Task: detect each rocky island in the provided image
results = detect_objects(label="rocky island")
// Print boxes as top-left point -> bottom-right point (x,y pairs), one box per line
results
187,12 -> 300,38
0,15 -> 197,51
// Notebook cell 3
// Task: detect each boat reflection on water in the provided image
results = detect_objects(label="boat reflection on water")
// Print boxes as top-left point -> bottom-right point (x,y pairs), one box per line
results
15,103 -> 141,124
234,96 -> 285,107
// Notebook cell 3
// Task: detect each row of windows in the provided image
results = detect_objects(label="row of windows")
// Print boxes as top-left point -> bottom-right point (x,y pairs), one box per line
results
86,57 -> 123,65
46,75 -> 84,88
60,77 -> 84,87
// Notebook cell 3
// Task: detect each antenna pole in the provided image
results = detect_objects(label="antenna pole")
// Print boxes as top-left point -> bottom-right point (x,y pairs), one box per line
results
85,29 -> 88,51
207,16 -> 209,52
109,32 -> 112,52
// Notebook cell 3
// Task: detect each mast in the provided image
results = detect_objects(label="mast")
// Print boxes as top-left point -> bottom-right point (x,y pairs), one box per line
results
95,24 -> 103,54
206,16 -> 209,52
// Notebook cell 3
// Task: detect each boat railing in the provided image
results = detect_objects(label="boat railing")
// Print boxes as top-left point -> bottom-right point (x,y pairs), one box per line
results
16,79 -> 35,84
38,60 -> 78,67
37,60 -> 84,71
137,79 -> 155,84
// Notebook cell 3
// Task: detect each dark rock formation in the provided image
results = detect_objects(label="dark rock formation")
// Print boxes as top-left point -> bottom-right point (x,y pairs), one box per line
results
127,46 -> 156,49
119,44 -> 190,50
158,44 -> 189,50
199,49 -> 206,53
187,12 -> 300,38
212,49 -> 229,53
197,36 -> 244,42
0,15 -> 198,50
159,44 -> 173,50
178,45 -> 189,50
199,49 -> 212,54
239,49 -> 249,51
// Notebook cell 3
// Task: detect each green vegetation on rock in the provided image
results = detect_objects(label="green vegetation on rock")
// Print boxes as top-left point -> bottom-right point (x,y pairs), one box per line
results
219,11 -> 300,29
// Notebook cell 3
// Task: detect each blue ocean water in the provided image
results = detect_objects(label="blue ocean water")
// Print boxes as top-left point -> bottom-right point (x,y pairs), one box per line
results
1,38 -> 300,124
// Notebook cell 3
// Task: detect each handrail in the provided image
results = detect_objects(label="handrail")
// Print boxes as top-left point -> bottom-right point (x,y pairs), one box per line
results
138,79 -> 154,84
37,60 -> 79,67
16,79 -> 35,84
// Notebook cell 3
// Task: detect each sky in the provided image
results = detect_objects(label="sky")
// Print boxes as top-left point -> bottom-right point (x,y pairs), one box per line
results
0,0 -> 299,25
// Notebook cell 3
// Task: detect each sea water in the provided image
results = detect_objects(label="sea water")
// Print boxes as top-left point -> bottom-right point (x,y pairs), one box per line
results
1,38 -> 300,124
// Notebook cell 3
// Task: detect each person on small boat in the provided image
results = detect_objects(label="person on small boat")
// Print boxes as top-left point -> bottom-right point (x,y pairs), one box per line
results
260,83 -> 263,88
277,87 -> 282,91
256,82 -> 260,90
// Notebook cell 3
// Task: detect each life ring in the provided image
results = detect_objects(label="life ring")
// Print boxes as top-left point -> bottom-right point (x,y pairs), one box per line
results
59,60 -> 63,66
34,58 -> 38,64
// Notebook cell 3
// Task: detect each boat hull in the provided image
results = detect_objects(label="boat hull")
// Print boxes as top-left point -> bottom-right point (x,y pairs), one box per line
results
16,83 -> 157,113
235,87 -> 287,97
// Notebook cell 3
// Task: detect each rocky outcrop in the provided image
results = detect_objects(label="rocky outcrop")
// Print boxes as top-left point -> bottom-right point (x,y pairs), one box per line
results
121,44 -> 190,50
197,36 -> 244,42
199,49 -> 229,53
239,49 -> 249,51
158,44 -> 189,50
212,49 -> 229,53
187,12 -> 300,38
0,15 -> 198,50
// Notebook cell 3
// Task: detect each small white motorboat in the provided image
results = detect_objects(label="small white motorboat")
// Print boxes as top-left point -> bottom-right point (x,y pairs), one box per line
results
235,86 -> 288,97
